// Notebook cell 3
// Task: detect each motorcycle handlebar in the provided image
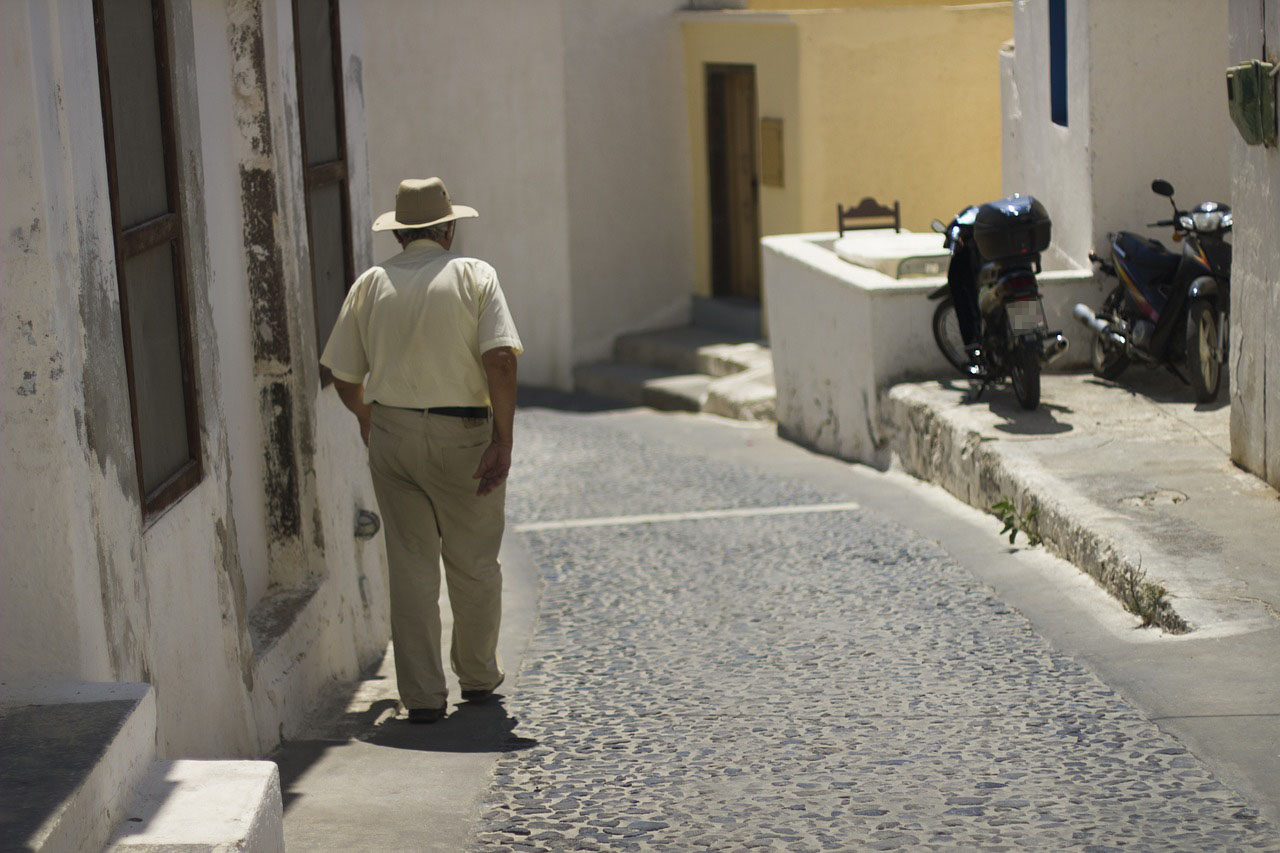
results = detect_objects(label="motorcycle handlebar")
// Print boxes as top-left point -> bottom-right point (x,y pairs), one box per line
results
1147,219 -> 1177,228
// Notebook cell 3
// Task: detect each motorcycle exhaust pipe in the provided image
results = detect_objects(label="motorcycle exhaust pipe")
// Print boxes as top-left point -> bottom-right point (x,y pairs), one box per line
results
1072,303 -> 1108,334
1072,303 -> 1127,346
1041,332 -> 1069,364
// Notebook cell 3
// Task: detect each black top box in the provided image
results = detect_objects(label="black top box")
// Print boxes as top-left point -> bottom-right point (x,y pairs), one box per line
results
973,194 -> 1051,262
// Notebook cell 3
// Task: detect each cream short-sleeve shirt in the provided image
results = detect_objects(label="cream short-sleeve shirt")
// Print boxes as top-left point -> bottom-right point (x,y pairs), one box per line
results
320,239 -> 522,408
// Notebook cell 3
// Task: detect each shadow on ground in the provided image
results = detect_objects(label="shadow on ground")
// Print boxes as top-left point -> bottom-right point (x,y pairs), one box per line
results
518,384 -> 629,413
937,377 -> 1076,436
362,697 -> 536,753
1084,368 -> 1230,412
270,648 -> 537,814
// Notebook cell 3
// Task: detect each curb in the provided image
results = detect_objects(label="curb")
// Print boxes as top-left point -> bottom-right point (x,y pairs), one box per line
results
880,385 -> 1190,633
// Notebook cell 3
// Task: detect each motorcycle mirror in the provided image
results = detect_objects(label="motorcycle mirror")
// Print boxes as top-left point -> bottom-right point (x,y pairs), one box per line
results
930,219 -> 947,234
1151,179 -> 1175,197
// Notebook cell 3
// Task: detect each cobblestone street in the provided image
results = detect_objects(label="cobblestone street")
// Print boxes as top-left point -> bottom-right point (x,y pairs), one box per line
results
472,408 -> 1280,851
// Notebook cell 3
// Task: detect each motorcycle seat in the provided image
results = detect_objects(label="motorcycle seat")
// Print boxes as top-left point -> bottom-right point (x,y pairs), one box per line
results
1114,231 -> 1180,282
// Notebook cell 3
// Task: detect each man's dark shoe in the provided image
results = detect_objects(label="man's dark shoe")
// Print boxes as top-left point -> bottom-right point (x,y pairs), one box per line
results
461,676 -> 504,703
407,705 -> 446,724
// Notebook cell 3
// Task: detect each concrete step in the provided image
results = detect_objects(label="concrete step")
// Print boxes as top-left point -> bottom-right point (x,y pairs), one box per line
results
705,363 -> 777,422
573,363 -> 710,412
106,760 -> 284,852
0,681 -> 155,852
614,325 -> 767,378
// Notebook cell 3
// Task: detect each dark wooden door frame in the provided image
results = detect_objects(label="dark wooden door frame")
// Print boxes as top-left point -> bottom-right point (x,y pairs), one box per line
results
705,63 -> 761,303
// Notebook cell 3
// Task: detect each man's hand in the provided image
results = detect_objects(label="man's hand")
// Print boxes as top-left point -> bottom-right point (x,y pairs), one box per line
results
478,346 -> 517,496
333,377 -> 373,447
472,442 -> 512,497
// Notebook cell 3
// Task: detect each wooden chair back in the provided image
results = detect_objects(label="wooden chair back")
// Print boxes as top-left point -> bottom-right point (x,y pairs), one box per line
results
837,197 -> 901,236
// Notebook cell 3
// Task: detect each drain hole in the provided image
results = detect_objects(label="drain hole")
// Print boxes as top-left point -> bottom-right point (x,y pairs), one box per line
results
1119,489 -> 1188,508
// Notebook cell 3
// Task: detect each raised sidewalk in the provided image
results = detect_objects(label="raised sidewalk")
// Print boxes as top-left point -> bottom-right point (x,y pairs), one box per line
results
880,369 -> 1280,636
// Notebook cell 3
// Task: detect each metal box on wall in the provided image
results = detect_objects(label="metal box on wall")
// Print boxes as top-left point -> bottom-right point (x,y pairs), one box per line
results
1227,60 -> 1277,146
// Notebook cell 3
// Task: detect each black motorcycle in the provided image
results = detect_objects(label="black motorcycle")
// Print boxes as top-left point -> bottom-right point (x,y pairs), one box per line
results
929,195 -> 1069,410
1074,179 -> 1232,403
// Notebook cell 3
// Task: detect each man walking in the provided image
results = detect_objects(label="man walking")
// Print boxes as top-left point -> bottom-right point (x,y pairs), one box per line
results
321,177 -> 521,723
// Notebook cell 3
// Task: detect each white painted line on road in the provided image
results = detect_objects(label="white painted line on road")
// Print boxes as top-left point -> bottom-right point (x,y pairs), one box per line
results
515,502 -> 862,533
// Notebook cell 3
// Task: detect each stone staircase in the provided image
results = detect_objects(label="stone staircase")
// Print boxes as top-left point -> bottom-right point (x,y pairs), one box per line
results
1,681 -> 283,851
573,300 -> 776,421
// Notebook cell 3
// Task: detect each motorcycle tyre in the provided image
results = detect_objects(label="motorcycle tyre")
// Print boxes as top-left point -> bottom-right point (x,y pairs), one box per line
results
1185,297 -> 1221,403
931,297 -> 969,376
1091,286 -> 1129,381
1010,340 -> 1041,411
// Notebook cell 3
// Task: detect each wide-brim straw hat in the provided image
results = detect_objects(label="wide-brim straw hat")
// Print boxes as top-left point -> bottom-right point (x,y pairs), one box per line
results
372,177 -> 478,232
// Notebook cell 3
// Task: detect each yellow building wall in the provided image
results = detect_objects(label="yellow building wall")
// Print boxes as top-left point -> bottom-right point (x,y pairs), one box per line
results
796,4 -> 1011,234
682,3 -> 1010,299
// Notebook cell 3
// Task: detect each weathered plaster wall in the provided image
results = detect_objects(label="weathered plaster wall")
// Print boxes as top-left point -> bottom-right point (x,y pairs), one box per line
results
2,0 -> 390,760
193,0 -> 273,611
1003,0 -> 1229,268
360,0 -> 574,389
562,0 -> 697,365
0,0 -> 114,684
1227,0 -> 1280,487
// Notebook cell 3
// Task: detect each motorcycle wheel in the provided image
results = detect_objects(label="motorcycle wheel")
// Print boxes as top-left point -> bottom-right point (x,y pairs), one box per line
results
1185,297 -> 1221,403
1010,340 -> 1041,410
931,297 -> 969,376
1091,285 -> 1129,380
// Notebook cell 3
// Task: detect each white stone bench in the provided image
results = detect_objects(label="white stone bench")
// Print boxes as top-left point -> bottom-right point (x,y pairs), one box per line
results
763,231 -> 1103,468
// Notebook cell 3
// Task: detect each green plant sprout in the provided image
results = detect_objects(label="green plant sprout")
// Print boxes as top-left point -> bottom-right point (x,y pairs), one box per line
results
991,498 -> 1042,547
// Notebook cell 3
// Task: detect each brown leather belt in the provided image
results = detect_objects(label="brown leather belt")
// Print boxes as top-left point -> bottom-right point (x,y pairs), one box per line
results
397,405 -> 490,419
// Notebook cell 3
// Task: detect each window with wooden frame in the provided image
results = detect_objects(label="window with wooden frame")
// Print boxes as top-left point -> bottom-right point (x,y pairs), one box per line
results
293,0 -> 355,382
94,0 -> 203,517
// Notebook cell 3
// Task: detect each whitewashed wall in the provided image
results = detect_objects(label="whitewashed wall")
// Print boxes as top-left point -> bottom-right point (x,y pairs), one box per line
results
1087,1 -> 1231,248
764,236 -> 943,469
361,0 -> 696,387
561,0 -> 695,365
361,1 -> 574,389
1227,0 -> 1280,488
1003,0 -> 1230,267
1001,4 -> 1091,268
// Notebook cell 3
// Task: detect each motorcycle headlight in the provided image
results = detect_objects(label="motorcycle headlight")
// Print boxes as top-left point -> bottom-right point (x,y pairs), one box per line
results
1192,210 -> 1223,232
1179,214 -> 1195,231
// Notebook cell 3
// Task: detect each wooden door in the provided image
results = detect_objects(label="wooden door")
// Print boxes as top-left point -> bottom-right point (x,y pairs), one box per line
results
706,65 -> 761,302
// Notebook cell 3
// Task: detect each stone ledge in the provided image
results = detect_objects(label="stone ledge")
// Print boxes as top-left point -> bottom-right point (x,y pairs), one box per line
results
0,681 -> 155,852
106,760 -> 283,852
881,382 -> 1193,633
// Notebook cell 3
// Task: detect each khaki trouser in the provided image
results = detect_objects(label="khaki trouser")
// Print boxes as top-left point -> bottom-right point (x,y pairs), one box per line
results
368,404 -> 505,709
